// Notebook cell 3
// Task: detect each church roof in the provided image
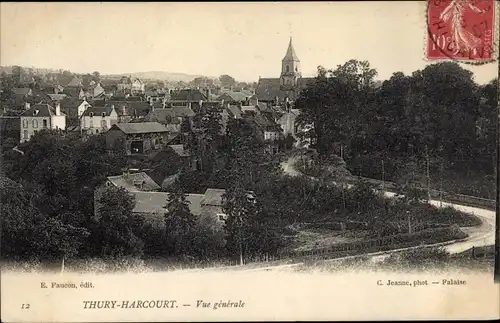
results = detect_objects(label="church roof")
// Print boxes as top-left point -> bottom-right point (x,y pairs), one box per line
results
255,77 -> 314,102
283,37 -> 299,61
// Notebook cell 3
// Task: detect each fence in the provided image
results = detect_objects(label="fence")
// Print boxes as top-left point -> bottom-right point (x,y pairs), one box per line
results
348,176 -> 496,210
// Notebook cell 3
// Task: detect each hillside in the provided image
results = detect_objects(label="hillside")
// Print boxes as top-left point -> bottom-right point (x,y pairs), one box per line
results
103,71 -> 215,83
0,65 -> 214,83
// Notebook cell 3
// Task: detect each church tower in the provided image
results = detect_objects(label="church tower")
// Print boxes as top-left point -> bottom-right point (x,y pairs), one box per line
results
280,37 -> 301,91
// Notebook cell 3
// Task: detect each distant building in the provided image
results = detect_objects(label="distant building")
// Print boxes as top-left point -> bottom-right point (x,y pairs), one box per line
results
19,103 -> 66,143
130,188 -> 227,227
60,98 -> 91,119
117,76 -> 145,95
255,37 -> 314,104
62,87 -> 85,100
105,122 -> 169,155
81,105 -> 118,135
66,75 -> 84,88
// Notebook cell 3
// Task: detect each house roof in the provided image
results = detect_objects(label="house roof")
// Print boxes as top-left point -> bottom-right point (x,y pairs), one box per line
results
168,144 -> 191,157
12,88 -> 31,96
60,98 -> 86,109
226,105 -> 243,119
20,103 -> 64,117
105,100 -> 151,117
47,94 -> 68,101
63,87 -> 83,98
82,105 -> 115,117
107,172 -> 160,192
66,76 -> 83,87
132,191 -> 203,216
255,77 -> 313,102
119,76 -> 132,84
148,109 -> 180,124
171,89 -> 207,101
110,122 -> 168,134
200,188 -> 226,206
217,91 -> 249,102
171,106 -> 195,117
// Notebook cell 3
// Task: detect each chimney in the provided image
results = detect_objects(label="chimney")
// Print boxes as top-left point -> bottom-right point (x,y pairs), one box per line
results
25,102 -> 31,110
55,102 -> 61,116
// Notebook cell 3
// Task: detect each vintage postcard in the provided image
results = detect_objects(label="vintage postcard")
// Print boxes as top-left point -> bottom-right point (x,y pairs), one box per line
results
1,1 -> 499,322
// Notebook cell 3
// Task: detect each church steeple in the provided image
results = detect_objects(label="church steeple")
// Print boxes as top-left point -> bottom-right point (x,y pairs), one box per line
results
280,37 -> 301,90
283,36 -> 299,61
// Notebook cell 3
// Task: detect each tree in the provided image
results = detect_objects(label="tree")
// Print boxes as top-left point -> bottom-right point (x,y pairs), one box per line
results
0,175 -> 89,261
92,71 -> 101,82
223,183 -> 258,264
163,182 -> 197,257
219,74 -> 236,88
92,186 -> 143,258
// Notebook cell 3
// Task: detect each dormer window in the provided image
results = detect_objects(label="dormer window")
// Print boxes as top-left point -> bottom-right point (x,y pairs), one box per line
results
102,112 -> 106,117
33,109 -> 39,116
89,112 -> 94,117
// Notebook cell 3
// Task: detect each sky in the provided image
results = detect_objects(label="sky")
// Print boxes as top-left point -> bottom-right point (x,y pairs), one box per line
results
0,2 -> 497,84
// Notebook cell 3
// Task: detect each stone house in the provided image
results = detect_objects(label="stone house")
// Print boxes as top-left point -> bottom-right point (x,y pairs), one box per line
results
80,105 -> 118,135
19,103 -> 66,143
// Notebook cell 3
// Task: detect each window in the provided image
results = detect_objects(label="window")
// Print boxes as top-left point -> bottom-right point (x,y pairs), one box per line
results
90,119 -> 94,128
217,214 -> 227,222
23,130 -> 29,139
32,119 -> 38,128
42,119 -> 48,128
101,120 -> 107,129
22,119 -> 28,128
96,129 -> 99,134
285,65 -> 289,73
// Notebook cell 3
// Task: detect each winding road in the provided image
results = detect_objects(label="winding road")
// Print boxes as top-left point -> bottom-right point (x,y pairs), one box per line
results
179,156 -> 495,273
275,156 -> 495,266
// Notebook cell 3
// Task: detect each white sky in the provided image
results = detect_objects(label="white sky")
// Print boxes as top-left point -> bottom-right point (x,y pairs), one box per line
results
0,2 -> 497,83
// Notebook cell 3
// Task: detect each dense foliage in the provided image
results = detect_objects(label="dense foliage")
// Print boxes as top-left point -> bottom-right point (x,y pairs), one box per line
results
296,61 -> 497,198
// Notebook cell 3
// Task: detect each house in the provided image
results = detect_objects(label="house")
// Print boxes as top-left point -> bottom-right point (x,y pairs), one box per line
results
89,83 -> 105,99
104,171 -> 161,192
104,100 -> 151,123
60,98 -> 91,119
47,93 -> 68,102
170,89 -> 207,102
117,76 -> 145,94
131,78 -> 145,94
126,188 -> 227,227
245,111 -> 284,154
12,88 -> 33,97
200,188 -> 227,222
63,87 -> 85,100
105,122 -> 169,155
277,108 -> 301,138
143,105 -> 195,133
216,90 -> 251,104
226,105 -> 243,119
80,105 -> 118,135
66,75 -> 84,88
255,37 -> 314,104
168,144 -> 197,170
19,103 -> 66,143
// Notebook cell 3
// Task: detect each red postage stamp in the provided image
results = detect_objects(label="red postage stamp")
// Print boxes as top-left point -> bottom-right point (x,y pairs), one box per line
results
427,0 -> 496,61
